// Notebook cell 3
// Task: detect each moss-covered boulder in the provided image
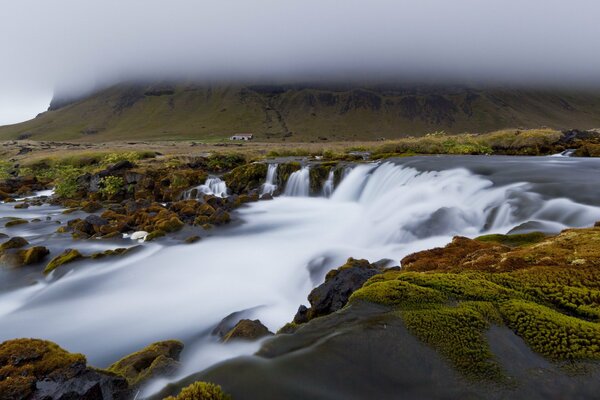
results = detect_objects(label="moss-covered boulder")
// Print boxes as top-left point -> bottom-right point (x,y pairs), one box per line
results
108,340 -> 183,387
222,320 -> 273,343
4,218 -> 28,228
0,338 -> 129,400
223,163 -> 267,194
44,249 -> 83,274
155,216 -> 185,233
164,381 -> 231,400
145,230 -> 166,241
0,237 -> 28,252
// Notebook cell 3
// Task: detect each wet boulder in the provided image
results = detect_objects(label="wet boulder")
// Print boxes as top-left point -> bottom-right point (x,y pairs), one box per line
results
0,338 -> 129,400
295,258 -> 384,322
0,236 -> 29,252
107,340 -> 184,387
44,249 -> 83,274
222,319 -> 273,343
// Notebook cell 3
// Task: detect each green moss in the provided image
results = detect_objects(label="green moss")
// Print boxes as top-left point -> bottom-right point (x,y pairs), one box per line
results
400,302 -> 503,379
350,278 -> 446,307
500,300 -> 600,360
475,232 -> 547,247
44,249 -> 83,274
0,338 -> 86,400
164,381 -> 231,400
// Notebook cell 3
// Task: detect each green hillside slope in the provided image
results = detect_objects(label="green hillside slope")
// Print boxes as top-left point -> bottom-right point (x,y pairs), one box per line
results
2,84 -> 600,142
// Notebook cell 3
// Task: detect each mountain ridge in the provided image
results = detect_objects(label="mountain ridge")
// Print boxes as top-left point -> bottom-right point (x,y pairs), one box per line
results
2,83 -> 600,142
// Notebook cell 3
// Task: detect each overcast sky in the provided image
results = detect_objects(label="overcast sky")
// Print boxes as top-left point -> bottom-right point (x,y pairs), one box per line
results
1,0 -> 600,125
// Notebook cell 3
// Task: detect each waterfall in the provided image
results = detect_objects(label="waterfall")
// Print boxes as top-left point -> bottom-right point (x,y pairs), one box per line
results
284,166 -> 310,197
322,170 -> 335,197
2,156 -> 600,397
183,177 -> 228,199
261,164 -> 278,195
550,149 -> 576,157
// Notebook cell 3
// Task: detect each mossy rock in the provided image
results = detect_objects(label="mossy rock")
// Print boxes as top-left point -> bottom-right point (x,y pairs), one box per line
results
223,163 -> 267,194
0,338 -> 85,399
164,381 -> 231,400
44,249 -> 83,274
145,230 -> 166,241
108,340 -> 183,387
475,232 -> 547,247
19,246 -> 50,265
0,338 -> 128,400
308,164 -> 332,195
4,218 -> 28,228
276,162 -> 301,188
185,236 -> 200,244
155,216 -> 184,233
89,247 -> 132,259
0,237 -> 29,252
80,201 -> 103,213
222,319 -> 273,343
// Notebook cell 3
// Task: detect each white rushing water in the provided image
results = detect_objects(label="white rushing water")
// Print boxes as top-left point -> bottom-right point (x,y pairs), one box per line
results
1,158 -> 600,396
322,170 -> 335,197
183,177 -> 228,199
284,166 -> 310,196
261,164 -> 278,195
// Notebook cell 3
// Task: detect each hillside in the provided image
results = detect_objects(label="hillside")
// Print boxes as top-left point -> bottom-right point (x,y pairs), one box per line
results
2,84 -> 600,142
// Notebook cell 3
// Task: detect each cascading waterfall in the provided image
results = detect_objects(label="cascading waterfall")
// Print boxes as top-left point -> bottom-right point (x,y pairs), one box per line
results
284,166 -> 310,196
183,177 -> 228,199
261,164 -> 278,195
322,170 -> 335,197
1,156 -> 600,398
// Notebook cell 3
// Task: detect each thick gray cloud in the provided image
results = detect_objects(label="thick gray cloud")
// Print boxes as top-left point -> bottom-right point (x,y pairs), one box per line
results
1,0 -> 600,124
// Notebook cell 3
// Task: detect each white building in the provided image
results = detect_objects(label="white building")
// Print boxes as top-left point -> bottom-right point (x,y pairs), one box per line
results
230,133 -> 253,141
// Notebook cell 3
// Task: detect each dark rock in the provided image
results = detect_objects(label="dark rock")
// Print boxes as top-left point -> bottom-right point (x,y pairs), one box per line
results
293,305 -> 309,324
85,215 -> 109,226
296,258 -> 383,322
108,160 -> 134,172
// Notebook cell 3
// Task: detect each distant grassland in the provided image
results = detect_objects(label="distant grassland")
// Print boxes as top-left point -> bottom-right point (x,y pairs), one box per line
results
2,128 -> 598,175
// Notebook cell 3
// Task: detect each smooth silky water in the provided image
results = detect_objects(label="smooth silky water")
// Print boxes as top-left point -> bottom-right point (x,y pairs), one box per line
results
1,155 -> 600,396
